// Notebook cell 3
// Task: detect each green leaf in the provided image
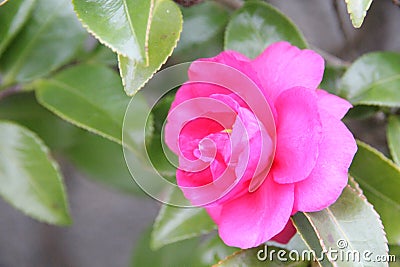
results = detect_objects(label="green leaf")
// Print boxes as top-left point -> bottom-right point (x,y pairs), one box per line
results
291,214 -> 333,267
133,231 -> 237,267
214,246 -> 308,267
146,93 -> 176,178
293,185 -> 388,266
151,188 -> 216,250
350,140 -> 400,244
0,92 -> 80,151
35,64 -> 130,144
131,228 -> 204,267
0,0 -> 86,86
0,121 -> 71,225
118,0 -> 182,96
320,65 -> 347,95
345,0 -> 373,28
339,52 -> 400,107
389,245 -> 400,266
344,105 -> 379,119
387,115 -> 400,165
224,1 -> 307,59
72,0 -> 151,61
172,1 -> 228,62
63,130 -> 142,195
197,234 -> 239,266
0,0 -> 36,58
85,43 -> 118,67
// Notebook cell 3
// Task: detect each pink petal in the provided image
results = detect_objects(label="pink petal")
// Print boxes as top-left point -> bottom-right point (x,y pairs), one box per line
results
171,82 -> 231,110
165,96 -> 236,156
316,89 -> 352,120
214,175 -> 294,249
252,42 -> 325,102
272,87 -> 322,184
233,107 -> 274,190
177,167 -> 214,188
293,112 -> 357,212
270,220 -> 296,244
178,166 -> 238,206
190,50 -> 252,79
179,118 -> 224,160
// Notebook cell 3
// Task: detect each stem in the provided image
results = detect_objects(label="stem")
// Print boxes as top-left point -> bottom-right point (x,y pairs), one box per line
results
0,85 -> 22,101
214,0 -> 244,10
332,0 -> 350,43
313,47 -> 351,67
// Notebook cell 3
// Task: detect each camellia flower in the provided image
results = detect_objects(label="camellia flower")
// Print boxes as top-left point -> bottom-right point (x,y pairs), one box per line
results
164,42 -> 357,249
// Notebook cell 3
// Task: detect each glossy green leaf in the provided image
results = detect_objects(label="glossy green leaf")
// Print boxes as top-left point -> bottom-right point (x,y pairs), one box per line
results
320,65 -> 347,95
35,64 -> 130,143
132,228 -> 204,267
214,246 -> 308,267
146,94 -> 176,178
85,43 -> 118,67
0,0 -> 36,57
118,0 -> 182,96
0,0 -> 86,86
350,140 -> 400,244
72,0 -> 151,61
0,121 -> 71,225
344,105 -> 378,119
151,188 -> 216,250
197,234 -> 239,266
294,185 -> 388,266
387,116 -> 400,165
64,130 -> 142,195
345,0 -> 373,28
224,1 -> 307,59
292,214 -> 333,267
172,1 -> 228,62
339,52 -> 400,107
389,245 -> 400,266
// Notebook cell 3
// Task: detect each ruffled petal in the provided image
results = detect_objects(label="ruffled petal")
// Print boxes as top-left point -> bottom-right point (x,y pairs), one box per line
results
214,175 -> 294,249
270,220 -> 296,244
316,89 -> 352,120
293,112 -> 357,212
272,87 -> 322,184
252,42 -> 324,102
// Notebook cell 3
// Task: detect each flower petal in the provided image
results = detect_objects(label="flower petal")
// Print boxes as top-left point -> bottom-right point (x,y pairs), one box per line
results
293,112 -> 357,212
316,89 -> 352,120
252,42 -> 324,102
270,220 -> 296,244
273,87 -> 322,184
214,176 -> 294,249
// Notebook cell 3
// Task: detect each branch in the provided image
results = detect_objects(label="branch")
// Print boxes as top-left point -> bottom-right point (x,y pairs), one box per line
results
332,0 -> 350,43
214,0 -> 244,10
0,85 -> 22,101
313,48 -> 351,67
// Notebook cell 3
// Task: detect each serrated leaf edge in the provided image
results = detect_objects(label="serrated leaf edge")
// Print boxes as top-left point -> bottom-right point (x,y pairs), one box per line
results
344,0 -> 373,28
118,0 -> 183,96
0,120 -> 72,226
150,201 -> 216,250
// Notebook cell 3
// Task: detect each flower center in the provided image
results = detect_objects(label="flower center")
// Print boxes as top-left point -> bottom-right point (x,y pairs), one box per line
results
193,137 -> 217,163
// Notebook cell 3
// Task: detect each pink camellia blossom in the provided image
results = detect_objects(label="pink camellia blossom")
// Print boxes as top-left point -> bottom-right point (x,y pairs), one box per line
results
164,42 -> 357,249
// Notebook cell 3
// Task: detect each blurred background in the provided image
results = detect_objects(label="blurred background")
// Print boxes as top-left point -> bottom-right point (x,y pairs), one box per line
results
0,0 -> 399,266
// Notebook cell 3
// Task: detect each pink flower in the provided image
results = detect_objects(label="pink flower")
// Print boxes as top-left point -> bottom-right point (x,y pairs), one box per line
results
164,42 -> 357,249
